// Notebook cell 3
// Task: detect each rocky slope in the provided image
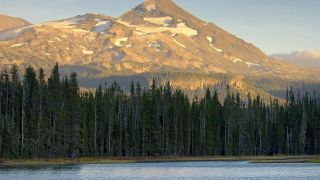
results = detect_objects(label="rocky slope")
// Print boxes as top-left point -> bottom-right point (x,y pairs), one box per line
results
0,0 -> 319,99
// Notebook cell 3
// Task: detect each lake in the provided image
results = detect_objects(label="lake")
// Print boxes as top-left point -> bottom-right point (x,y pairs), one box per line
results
0,161 -> 320,180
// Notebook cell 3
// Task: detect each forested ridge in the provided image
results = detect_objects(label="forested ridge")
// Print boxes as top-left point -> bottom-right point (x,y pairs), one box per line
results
0,64 -> 319,159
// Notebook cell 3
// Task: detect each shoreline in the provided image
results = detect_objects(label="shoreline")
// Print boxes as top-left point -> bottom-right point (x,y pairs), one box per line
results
0,155 -> 319,167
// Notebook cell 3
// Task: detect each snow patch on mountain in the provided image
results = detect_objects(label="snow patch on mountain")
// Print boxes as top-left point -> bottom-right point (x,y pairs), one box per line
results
147,41 -> 161,49
39,15 -> 87,33
134,30 -> 147,36
233,58 -> 243,63
83,49 -> 94,55
213,47 -> 223,53
173,39 -> 185,48
72,29 -> 89,33
246,62 -> 260,68
79,46 -> 94,55
42,20 -> 76,29
93,21 -> 112,33
207,36 -> 219,51
144,16 -> 173,26
11,43 -> 27,48
117,20 -> 198,37
207,36 -> 223,54
55,37 -> 62,42
175,23 -> 198,37
115,37 -> 128,47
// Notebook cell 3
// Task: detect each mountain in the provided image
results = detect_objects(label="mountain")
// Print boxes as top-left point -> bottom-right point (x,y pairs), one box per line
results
0,0 -> 319,99
0,14 -> 31,32
271,50 -> 320,67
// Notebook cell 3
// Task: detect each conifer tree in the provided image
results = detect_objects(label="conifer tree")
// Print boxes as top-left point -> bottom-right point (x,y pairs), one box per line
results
48,63 -> 63,157
38,68 -> 50,156
10,65 -> 21,157
23,66 -> 39,157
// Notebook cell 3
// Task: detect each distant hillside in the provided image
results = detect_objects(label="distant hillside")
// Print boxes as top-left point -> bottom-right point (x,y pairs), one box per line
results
272,50 -> 320,67
0,14 -> 31,32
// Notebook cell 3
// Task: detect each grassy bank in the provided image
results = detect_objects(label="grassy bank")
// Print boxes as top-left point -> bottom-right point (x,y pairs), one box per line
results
0,155 -> 319,167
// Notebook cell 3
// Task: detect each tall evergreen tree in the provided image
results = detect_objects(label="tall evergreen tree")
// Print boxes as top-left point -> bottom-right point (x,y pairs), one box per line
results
23,66 -> 39,158
38,68 -> 50,156
48,63 -> 63,157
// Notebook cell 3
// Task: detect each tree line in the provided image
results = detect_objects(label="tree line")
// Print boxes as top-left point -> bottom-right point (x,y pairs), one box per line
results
0,64 -> 319,158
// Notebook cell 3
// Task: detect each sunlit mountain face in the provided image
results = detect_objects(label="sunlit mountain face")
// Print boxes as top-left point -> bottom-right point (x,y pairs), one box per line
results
0,14 -> 31,32
0,0 -> 319,100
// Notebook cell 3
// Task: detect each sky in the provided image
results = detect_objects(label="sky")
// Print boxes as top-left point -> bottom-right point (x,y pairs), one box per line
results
0,0 -> 319,54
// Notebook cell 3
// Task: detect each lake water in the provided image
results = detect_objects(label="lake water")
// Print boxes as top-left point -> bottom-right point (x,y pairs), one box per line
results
0,161 -> 320,180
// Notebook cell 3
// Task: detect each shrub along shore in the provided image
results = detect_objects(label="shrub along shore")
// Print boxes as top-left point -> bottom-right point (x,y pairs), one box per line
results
0,156 -> 320,166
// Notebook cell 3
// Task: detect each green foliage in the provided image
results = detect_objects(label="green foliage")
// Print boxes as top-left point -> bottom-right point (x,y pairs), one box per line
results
0,65 -> 319,158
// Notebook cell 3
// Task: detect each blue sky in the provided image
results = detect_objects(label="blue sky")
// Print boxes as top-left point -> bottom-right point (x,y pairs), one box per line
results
0,0 -> 319,54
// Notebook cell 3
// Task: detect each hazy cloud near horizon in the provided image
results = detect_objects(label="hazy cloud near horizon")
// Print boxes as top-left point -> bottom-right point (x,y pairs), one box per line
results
0,0 -> 319,54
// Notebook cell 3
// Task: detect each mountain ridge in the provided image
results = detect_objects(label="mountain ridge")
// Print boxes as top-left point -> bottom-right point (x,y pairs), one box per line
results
0,14 -> 31,32
0,0 -> 319,100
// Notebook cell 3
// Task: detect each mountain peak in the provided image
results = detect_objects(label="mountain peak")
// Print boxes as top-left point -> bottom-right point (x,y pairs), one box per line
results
0,0 -> 319,93
120,0 -> 198,26
143,0 -> 174,5
140,0 -> 185,14
140,0 -> 180,15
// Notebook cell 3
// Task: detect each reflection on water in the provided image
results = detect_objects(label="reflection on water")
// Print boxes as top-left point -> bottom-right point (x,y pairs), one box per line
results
0,161 -> 320,180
